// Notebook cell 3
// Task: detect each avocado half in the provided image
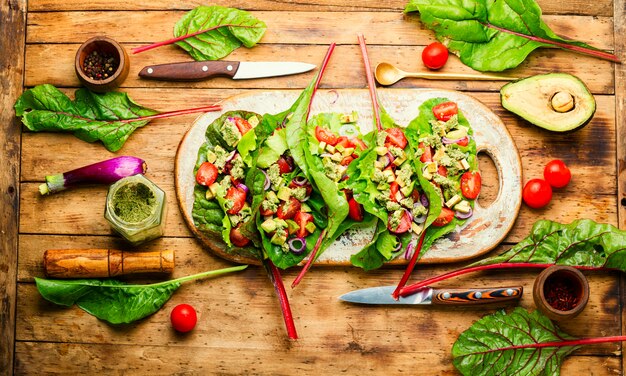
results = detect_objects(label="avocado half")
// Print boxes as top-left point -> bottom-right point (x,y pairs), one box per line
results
500,73 -> 596,132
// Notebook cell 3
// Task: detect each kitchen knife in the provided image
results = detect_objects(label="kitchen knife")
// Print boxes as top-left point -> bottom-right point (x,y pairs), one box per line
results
138,61 -> 316,81
339,286 -> 522,306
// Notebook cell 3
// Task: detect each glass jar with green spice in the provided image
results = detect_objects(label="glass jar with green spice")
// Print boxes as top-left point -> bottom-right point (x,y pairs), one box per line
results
105,175 -> 167,246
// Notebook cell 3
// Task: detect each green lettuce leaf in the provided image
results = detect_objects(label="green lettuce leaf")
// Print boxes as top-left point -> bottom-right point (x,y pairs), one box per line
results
174,5 -> 267,61
14,84 -> 158,152
452,308 -> 578,376
404,0 -> 617,71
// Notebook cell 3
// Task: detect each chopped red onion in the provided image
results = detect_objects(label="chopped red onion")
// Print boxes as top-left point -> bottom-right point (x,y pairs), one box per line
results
404,242 -> 415,260
442,136 -> 470,145
288,237 -> 307,254
260,170 -> 271,190
292,176 -> 308,186
329,89 -> 339,104
225,150 -> 237,163
413,212 -> 427,224
393,236 -> 402,252
420,194 -> 429,208
455,208 -> 473,220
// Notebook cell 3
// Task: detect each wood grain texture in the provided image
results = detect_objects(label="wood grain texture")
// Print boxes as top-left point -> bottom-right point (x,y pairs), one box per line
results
0,0 -> 26,374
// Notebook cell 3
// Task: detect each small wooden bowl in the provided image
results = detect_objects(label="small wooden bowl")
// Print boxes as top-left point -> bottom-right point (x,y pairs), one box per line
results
533,265 -> 589,321
75,36 -> 129,92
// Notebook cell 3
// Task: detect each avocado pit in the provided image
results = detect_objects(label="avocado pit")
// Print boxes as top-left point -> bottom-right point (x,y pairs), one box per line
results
550,91 -> 575,113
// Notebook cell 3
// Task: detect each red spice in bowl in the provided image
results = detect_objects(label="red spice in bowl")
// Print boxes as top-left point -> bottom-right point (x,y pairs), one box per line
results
533,265 -> 589,321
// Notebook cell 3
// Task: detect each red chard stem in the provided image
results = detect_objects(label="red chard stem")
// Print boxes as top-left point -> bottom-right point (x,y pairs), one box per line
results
489,336 -> 626,353
357,34 -> 383,132
292,229 -> 327,289
118,105 -> 222,123
264,259 -> 298,339
392,231 -> 427,299
306,43 -> 336,121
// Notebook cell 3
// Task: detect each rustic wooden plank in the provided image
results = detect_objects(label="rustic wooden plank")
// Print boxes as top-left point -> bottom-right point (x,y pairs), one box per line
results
23,44 -> 615,94
0,0 -> 26,374
25,0 -> 614,17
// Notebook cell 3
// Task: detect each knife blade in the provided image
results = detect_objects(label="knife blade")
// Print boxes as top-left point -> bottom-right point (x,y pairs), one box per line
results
339,286 -> 523,306
138,61 -> 316,81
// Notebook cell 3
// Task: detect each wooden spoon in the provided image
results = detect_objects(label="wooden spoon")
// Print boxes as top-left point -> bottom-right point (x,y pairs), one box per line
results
374,62 -> 516,86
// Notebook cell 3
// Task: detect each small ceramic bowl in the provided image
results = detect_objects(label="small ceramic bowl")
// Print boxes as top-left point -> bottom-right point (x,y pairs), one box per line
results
75,36 -> 129,92
533,265 -> 589,321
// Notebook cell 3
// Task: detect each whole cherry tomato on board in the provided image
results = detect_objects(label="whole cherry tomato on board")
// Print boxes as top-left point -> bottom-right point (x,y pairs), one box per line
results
422,42 -> 449,70
522,179 -> 552,209
170,304 -> 197,333
544,160 -> 571,188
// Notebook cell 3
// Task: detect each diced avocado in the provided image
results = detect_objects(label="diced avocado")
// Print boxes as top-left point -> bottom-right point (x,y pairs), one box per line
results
400,184 -> 413,197
301,203 -> 312,212
411,223 -> 423,235
335,143 -> 346,153
375,146 -> 388,156
205,188 -> 215,200
445,194 -> 462,208
460,159 -> 470,170
270,231 -> 287,245
423,169 -> 433,180
393,155 -> 407,166
261,218 -> 277,233
433,148 -> 446,162
277,187 -> 291,201
326,144 -> 336,153
446,127 -> 468,140
274,219 -> 288,229
340,111 -> 358,123
266,191 -> 279,203
374,160 -> 384,170
426,162 -> 437,173
396,175 -> 406,187
286,219 -> 299,235
500,73 -> 596,132
206,150 -> 217,164
209,182 -> 221,196
305,221 -> 317,234
248,115 -> 259,128
331,153 -> 343,162
454,200 -> 472,214
318,141 -> 327,154
343,147 -> 355,157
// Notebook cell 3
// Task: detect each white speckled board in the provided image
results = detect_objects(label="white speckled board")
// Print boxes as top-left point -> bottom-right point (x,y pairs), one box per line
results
175,89 -> 522,265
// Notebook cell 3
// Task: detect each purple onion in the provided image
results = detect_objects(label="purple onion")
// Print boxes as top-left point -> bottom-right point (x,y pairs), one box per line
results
455,208 -> 473,220
413,212 -> 427,224
225,150 -> 237,163
288,237 -> 307,254
329,89 -> 339,104
236,183 -> 251,204
442,136 -> 469,145
420,194 -> 430,208
261,170 -> 271,191
393,236 -> 402,252
39,156 -> 147,195
292,176 -> 308,186
404,242 -> 415,260
386,152 -> 395,165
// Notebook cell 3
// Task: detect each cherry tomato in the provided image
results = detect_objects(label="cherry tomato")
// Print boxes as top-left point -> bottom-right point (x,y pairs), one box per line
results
419,142 -> 433,163
432,207 -> 455,227
341,155 -> 355,166
544,160 -> 571,188
225,187 -> 246,214
277,156 -> 293,174
460,171 -> 481,199
388,210 -> 412,234
315,126 -> 338,146
390,182 -> 400,202
276,197 -> 302,220
522,179 -> 553,209
352,138 -> 367,151
230,226 -> 251,247
411,188 -> 421,202
422,42 -> 449,70
195,162 -> 218,186
170,304 -> 197,333
438,165 -> 448,177
336,136 -> 356,149
295,211 -> 314,238
348,198 -> 364,222
432,101 -> 458,122
386,128 -> 408,149
233,117 -> 253,135
455,137 -> 469,147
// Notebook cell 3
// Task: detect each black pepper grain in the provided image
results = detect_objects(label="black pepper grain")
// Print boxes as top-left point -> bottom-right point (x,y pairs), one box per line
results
83,50 -> 119,80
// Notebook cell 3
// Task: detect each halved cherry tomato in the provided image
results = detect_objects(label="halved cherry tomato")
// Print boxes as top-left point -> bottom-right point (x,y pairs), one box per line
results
195,162 -> 219,186
389,210 -> 412,234
277,156 -> 293,174
390,182 -> 400,202
233,117 -> 253,135
225,187 -> 246,214
432,102 -> 458,122
230,226 -> 250,247
438,165 -> 448,177
460,171 -> 481,199
419,142 -> 433,163
348,198 -> 364,222
260,207 -> 275,216
315,126 -> 338,146
386,128 -> 408,149
352,138 -> 367,151
276,197 -> 301,220
432,207 -> 454,227
411,188 -> 421,202
295,211 -> 314,238
341,155 -> 355,166
336,136 -> 356,149
456,137 -> 469,147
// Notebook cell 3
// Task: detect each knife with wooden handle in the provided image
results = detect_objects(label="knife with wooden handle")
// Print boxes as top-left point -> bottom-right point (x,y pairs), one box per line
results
339,285 -> 523,306
138,61 -> 316,81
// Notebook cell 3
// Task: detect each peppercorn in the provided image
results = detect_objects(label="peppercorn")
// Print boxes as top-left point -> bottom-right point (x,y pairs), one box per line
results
82,50 -> 119,80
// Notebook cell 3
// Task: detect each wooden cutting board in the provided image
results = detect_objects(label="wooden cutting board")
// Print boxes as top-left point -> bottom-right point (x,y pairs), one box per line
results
175,88 -> 522,265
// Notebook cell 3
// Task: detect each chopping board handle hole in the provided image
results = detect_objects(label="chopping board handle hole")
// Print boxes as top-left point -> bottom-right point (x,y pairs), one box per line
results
476,147 -> 499,209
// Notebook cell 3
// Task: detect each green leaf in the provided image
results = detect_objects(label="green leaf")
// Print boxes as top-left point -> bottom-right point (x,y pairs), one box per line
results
35,266 -> 247,324
404,0 -> 617,71
174,5 -> 266,61
452,308 -> 579,376
14,84 -> 158,152
472,219 -> 626,268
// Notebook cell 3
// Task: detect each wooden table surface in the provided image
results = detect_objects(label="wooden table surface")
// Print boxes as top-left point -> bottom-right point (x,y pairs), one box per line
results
1,0 -> 625,374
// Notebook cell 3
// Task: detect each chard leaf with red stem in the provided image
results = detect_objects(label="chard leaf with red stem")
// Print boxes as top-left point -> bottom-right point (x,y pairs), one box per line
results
453,307 -> 626,376
405,0 -> 619,72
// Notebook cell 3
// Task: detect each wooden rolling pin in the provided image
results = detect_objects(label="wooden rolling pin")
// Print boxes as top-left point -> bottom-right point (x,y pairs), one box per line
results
44,249 -> 175,278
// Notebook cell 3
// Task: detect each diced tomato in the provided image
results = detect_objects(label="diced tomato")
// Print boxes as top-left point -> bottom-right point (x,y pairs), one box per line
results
460,171 -> 481,199
419,142 -> 433,163
233,117 -> 253,135
195,162 -> 219,186
276,197 -> 301,220
390,182 -> 400,202
277,156 -> 293,174
456,137 -> 469,147
348,198 -> 364,222
385,128 -> 408,149
432,102 -> 458,122
340,155 -> 355,166
388,210 -> 412,234
225,187 -> 246,215
432,208 -> 454,227
295,211 -> 314,238
315,126 -> 338,146
230,226 -> 250,247
411,189 -> 421,202
438,165 -> 448,177
352,138 -> 367,151
336,136 -> 356,149
343,189 -> 353,200
260,207 -> 275,216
